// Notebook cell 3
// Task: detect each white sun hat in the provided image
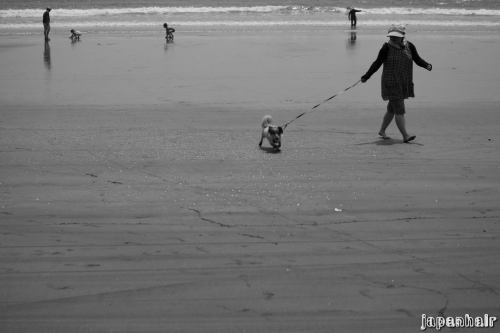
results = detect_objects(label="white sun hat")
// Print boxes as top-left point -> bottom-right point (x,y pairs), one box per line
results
387,25 -> 406,37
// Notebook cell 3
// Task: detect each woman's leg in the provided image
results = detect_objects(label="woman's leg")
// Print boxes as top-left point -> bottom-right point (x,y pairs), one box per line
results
379,101 -> 395,138
394,114 -> 408,138
392,100 -> 415,142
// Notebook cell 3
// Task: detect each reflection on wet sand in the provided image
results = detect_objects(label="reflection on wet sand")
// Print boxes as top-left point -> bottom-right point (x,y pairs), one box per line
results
43,41 -> 51,70
346,28 -> 357,49
71,38 -> 81,46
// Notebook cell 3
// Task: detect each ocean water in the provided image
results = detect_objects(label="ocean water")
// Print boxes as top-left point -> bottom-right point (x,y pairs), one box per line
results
1,0 -> 499,34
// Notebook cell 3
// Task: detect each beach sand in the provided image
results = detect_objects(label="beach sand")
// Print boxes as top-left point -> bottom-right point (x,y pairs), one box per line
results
1,29 -> 499,332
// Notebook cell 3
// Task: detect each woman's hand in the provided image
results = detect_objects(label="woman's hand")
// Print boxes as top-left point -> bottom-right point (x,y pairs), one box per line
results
427,64 -> 432,71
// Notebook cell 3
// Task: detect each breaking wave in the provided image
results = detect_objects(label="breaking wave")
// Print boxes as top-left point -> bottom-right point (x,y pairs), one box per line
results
1,6 -> 500,18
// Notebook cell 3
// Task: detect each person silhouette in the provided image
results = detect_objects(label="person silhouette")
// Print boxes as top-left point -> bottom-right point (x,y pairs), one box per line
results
347,7 -> 361,27
69,29 -> 82,41
43,8 -> 51,41
163,23 -> 175,42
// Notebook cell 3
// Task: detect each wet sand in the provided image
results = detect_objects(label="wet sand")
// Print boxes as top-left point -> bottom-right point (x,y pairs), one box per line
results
1,29 -> 499,332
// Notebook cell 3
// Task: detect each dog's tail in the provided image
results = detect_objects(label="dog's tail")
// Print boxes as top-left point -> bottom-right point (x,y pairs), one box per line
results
261,115 -> 273,128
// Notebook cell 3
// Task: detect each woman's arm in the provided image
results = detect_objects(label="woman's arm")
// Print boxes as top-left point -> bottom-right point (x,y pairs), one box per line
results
409,42 -> 432,71
361,43 -> 388,81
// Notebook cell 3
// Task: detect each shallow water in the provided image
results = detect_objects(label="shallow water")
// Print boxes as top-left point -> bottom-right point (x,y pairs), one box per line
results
1,0 -> 500,35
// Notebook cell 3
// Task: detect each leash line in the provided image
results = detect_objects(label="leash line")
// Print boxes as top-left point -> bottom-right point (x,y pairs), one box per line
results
282,79 -> 361,129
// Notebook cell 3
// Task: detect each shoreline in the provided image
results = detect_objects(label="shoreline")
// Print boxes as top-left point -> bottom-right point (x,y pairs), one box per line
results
2,23 -> 500,37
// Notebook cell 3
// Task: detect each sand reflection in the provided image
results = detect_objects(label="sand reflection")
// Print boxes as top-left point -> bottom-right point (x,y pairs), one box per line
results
43,41 -> 51,70
346,28 -> 357,49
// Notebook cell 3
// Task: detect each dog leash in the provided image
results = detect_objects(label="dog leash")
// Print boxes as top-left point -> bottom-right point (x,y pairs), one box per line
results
282,79 -> 361,129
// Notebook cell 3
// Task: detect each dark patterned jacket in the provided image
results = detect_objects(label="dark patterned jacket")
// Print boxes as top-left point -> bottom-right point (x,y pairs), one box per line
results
362,41 -> 430,100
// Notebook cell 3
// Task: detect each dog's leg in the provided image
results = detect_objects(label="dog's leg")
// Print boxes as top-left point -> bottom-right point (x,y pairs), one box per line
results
259,133 -> 264,147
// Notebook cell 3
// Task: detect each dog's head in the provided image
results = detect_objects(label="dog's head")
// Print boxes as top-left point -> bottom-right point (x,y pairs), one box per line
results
268,125 -> 283,149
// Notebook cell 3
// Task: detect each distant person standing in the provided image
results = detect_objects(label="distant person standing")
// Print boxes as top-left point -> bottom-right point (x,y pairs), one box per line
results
347,7 -> 361,27
43,8 -> 51,41
360,25 -> 432,143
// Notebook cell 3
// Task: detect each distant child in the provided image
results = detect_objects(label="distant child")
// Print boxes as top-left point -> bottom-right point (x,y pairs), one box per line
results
69,29 -> 82,41
163,23 -> 175,42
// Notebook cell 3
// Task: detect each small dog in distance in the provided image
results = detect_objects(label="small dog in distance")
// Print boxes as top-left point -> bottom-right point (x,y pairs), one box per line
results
259,115 -> 283,150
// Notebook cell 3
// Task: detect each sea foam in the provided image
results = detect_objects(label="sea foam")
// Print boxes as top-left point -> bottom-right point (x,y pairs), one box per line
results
1,6 -> 500,18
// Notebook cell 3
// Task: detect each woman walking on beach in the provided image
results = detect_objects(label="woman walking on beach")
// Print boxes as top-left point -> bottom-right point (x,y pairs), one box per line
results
43,8 -> 51,41
361,25 -> 432,143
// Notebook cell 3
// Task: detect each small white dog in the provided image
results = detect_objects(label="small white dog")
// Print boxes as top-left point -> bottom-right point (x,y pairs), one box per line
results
259,115 -> 283,150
